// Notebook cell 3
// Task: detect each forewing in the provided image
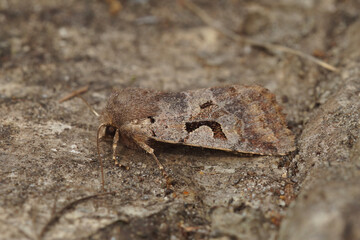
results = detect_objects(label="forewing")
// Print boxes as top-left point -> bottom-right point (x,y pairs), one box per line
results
150,85 -> 295,155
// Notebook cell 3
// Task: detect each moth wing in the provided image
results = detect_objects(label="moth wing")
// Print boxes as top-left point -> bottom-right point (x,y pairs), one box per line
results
149,85 -> 295,155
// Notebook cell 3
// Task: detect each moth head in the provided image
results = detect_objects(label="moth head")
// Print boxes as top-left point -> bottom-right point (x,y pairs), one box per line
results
100,109 -> 114,126
100,88 -> 161,127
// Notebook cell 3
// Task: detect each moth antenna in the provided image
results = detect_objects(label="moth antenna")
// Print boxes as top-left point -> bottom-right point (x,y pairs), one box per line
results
59,86 -> 99,117
78,95 -> 100,117
97,124 -> 107,191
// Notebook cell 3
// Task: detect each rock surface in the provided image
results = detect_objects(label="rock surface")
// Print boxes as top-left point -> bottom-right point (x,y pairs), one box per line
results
0,0 -> 359,239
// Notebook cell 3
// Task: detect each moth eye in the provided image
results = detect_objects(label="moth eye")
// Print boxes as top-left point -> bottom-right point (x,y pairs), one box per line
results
199,100 -> 214,109
147,116 -> 155,123
106,126 -> 116,137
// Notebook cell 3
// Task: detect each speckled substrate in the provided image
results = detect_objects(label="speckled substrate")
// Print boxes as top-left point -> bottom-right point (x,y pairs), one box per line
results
1,1 -> 359,240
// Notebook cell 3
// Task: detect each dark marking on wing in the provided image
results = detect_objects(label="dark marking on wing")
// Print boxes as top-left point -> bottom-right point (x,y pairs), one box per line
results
200,100 -> 214,109
185,121 -> 227,140
148,116 -> 156,123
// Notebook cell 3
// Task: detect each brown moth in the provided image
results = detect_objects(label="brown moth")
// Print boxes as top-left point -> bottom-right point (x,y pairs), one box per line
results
97,85 -> 295,190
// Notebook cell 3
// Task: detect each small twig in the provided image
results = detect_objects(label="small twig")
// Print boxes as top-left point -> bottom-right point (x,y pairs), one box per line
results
181,0 -> 339,72
39,191 -> 115,239
59,86 -> 89,103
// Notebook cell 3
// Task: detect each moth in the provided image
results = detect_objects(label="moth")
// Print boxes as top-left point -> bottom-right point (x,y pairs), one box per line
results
96,85 -> 295,189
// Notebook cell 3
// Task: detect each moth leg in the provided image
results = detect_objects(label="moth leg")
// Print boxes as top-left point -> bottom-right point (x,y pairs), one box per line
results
136,140 -> 173,188
112,131 -> 130,170
98,124 -> 107,140
112,129 -> 120,166
137,141 -> 166,175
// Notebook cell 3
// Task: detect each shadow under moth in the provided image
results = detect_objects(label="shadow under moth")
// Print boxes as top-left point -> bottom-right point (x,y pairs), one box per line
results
96,85 -> 295,190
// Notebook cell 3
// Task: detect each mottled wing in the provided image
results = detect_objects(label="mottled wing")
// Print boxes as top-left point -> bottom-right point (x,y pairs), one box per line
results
150,85 -> 295,155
